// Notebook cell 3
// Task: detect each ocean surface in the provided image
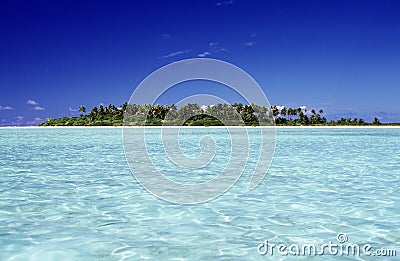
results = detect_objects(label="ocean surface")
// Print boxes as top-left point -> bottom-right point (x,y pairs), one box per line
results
0,127 -> 399,260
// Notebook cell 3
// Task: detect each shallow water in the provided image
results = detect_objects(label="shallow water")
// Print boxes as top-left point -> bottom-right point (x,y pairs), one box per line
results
0,128 -> 399,260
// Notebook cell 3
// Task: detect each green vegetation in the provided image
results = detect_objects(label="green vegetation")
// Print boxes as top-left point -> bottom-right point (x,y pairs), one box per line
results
39,103 -> 394,126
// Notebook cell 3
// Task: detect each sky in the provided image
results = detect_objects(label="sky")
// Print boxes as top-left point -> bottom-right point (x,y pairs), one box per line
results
1,0 -> 400,125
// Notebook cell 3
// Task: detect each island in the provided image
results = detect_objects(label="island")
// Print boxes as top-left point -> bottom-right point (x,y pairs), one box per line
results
39,103 -> 392,127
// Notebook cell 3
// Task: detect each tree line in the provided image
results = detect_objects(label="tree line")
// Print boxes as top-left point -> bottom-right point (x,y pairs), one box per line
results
39,103 -> 382,126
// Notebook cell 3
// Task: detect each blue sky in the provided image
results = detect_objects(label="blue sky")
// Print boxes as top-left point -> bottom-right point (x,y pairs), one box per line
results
1,0 -> 399,125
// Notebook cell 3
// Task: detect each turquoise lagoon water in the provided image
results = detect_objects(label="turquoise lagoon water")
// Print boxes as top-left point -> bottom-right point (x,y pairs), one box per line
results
0,127 -> 399,260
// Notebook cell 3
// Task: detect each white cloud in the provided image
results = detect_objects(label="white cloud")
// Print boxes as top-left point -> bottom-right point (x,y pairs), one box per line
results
26,117 -> 43,125
206,42 -> 228,54
300,106 -> 307,110
69,107 -> 79,112
27,99 -> 39,105
0,105 -> 13,110
159,49 -> 190,58
216,0 -> 234,6
198,51 -> 211,57
33,106 -> 45,111
0,119 -> 7,126
27,99 -> 45,110
201,105 -> 209,111
276,105 -> 285,111
245,41 -> 256,46
10,116 -> 24,126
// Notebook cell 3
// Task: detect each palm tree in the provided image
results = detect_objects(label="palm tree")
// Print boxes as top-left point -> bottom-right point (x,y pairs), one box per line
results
89,106 -> 98,121
287,108 -> 292,121
152,104 -> 164,119
233,103 -> 244,114
291,107 -> 297,120
298,111 -> 304,124
110,104 -> 118,114
162,105 -> 170,119
373,117 -> 381,125
288,108 -> 296,121
99,105 -> 105,115
79,105 -> 86,115
280,107 -> 287,119
121,103 -> 128,113
79,105 -> 86,113
319,109 -> 324,114
270,106 -> 279,117
165,104 -> 178,124
105,105 -> 111,114
296,107 -> 302,121
241,105 -> 257,124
